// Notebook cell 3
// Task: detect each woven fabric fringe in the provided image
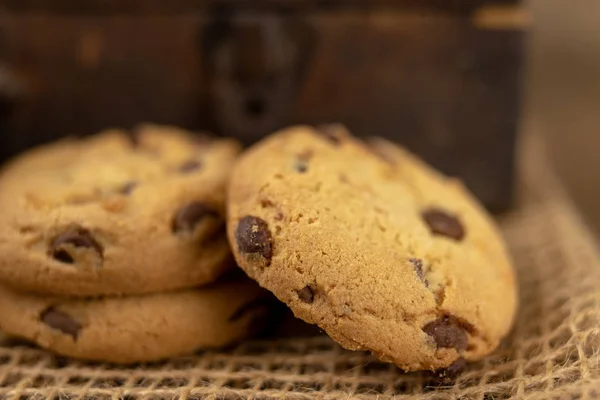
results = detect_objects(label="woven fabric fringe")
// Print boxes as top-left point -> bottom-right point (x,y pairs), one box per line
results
1,132 -> 599,400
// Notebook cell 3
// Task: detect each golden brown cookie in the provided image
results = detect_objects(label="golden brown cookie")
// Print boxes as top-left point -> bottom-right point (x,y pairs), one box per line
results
0,279 -> 271,364
227,125 -> 517,372
0,124 -> 240,296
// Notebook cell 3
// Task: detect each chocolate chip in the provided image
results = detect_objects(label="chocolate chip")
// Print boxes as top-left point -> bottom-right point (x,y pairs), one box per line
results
172,202 -> 220,233
316,124 -> 341,145
294,150 -> 313,173
40,307 -> 81,340
178,160 -> 202,173
294,160 -> 309,173
422,209 -> 465,241
49,227 -> 103,264
119,181 -> 138,195
297,286 -> 314,303
410,258 -> 428,287
235,216 -> 273,263
260,198 -> 275,208
423,316 -> 468,351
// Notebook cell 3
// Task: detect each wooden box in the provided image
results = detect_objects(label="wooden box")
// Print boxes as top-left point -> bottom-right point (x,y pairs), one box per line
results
0,0 -> 527,212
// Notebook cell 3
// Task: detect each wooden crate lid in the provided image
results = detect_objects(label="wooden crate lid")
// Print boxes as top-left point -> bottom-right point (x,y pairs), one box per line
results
4,0 -> 520,15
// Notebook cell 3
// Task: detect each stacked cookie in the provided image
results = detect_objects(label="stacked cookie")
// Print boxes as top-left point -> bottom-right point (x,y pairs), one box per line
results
0,124 -> 271,363
0,122 -> 518,375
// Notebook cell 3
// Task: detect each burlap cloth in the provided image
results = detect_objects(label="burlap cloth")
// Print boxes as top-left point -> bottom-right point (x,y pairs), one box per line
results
1,131 -> 599,399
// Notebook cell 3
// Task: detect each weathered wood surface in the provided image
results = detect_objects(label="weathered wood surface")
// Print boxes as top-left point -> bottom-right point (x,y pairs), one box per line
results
3,0 -> 519,15
0,6 -> 524,211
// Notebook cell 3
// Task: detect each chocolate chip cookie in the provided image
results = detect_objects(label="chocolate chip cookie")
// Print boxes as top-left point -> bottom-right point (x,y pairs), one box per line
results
0,124 -> 240,296
0,279 -> 271,363
227,125 -> 517,371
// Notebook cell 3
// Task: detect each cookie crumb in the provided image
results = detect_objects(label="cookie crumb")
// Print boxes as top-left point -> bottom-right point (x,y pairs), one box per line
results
409,258 -> 429,287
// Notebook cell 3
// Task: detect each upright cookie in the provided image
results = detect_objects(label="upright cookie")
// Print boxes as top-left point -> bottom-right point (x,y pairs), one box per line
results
0,279 -> 271,363
0,124 -> 240,296
227,125 -> 517,371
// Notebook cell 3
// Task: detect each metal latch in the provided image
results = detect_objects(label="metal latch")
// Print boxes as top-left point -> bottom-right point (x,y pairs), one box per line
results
202,9 -> 315,143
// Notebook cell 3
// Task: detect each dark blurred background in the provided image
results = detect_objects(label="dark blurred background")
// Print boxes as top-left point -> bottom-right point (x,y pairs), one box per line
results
0,0 -> 524,215
0,0 -> 598,237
